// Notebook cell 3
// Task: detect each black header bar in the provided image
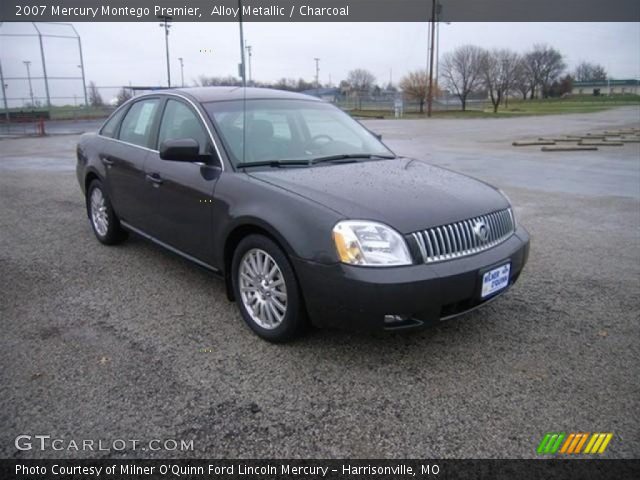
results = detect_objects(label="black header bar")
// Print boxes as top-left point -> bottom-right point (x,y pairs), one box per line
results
2,459 -> 640,480
2,0 -> 639,22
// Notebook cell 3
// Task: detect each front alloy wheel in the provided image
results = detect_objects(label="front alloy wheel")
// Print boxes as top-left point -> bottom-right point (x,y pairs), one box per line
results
239,248 -> 288,329
232,234 -> 306,342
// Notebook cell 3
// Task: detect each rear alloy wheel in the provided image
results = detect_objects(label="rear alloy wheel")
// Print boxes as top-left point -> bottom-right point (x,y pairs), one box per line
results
87,180 -> 126,245
232,235 -> 306,342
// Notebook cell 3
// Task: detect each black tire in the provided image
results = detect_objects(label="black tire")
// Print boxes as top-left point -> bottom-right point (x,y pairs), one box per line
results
231,234 -> 307,342
86,179 -> 127,245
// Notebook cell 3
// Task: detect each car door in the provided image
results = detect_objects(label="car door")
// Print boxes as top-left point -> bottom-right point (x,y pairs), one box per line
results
143,97 -> 222,264
103,97 -> 161,230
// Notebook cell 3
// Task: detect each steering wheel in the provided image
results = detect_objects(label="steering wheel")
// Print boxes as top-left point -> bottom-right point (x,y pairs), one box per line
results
304,134 -> 334,153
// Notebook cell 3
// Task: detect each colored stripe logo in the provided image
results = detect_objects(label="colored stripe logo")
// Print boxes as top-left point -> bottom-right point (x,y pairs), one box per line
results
537,432 -> 565,454
537,433 -> 613,455
583,433 -> 613,454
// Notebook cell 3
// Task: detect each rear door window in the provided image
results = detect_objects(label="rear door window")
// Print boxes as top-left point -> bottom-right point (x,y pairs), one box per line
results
118,99 -> 160,148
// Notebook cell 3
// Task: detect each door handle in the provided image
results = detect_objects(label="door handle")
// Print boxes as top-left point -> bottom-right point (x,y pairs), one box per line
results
100,156 -> 114,166
145,173 -> 164,186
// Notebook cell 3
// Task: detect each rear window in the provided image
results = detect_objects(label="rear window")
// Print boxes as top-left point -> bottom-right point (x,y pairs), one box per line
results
100,107 -> 126,138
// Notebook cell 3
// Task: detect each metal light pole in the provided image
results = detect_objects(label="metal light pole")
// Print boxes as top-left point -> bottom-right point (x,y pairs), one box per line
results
178,57 -> 184,87
238,0 -> 246,86
0,59 -> 9,121
23,61 -> 34,106
435,21 -> 440,89
314,58 -> 320,91
245,43 -> 252,85
426,0 -> 437,117
158,16 -> 172,87
435,21 -> 450,101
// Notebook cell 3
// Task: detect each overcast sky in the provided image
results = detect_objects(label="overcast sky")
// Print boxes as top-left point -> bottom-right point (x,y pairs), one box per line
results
0,22 -> 638,105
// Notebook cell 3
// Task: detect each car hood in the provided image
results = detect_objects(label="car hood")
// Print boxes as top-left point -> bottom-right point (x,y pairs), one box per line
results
248,158 -> 510,234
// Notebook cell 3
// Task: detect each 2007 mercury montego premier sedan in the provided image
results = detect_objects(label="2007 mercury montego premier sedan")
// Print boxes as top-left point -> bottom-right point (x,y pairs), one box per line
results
77,87 -> 529,342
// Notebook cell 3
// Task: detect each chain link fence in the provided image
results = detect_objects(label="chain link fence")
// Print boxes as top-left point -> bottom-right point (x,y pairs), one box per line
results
333,97 -> 488,116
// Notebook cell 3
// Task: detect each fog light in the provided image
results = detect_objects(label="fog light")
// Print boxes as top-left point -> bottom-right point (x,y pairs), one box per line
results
384,314 -> 408,324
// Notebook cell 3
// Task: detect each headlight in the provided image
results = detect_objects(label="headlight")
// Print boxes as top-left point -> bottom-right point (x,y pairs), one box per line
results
332,220 -> 412,266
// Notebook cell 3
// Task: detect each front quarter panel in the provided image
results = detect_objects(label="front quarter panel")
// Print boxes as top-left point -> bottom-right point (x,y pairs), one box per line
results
212,172 -> 342,270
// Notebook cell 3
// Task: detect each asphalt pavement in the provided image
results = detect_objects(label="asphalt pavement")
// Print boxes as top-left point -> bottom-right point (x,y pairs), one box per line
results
0,107 -> 638,459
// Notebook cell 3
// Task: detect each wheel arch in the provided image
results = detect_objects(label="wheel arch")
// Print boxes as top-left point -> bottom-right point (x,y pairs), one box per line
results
222,220 -> 297,302
84,170 -> 102,216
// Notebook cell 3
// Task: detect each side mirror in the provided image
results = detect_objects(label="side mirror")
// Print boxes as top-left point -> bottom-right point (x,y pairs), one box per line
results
159,138 -> 199,162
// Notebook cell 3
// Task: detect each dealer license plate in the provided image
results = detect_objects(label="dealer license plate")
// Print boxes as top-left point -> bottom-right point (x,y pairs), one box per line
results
481,263 -> 511,298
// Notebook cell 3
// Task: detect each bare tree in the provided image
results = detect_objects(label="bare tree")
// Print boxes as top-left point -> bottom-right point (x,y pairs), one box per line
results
523,49 -> 543,99
440,45 -> 484,111
400,70 -> 442,113
502,52 -> 523,107
88,81 -> 103,107
539,48 -> 566,98
347,68 -> 376,109
480,49 -> 521,113
295,78 -> 315,91
347,68 -> 376,92
547,74 -> 574,97
574,62 -> 607,82
115,87 -> 132,106
273,78 -> 298,91
400,70 -> 428,113
523,44 -> 566,99
512,57 -> 532,100
198,75 -> 242,87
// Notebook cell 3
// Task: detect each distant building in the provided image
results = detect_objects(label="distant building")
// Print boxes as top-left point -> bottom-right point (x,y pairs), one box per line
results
572,79 -> 640,96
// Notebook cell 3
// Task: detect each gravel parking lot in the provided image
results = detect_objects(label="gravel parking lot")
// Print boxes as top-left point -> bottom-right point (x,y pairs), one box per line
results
1,107 -> 638,459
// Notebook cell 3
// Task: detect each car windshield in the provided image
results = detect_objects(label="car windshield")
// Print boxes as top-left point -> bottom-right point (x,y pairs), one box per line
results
204,99 -> 394,167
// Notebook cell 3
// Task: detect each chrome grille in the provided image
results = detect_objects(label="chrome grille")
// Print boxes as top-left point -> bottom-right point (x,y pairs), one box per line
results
411,209 -> 515,263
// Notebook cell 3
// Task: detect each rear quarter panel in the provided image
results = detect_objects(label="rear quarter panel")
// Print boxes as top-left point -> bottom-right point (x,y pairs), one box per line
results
76,133 -> 108,196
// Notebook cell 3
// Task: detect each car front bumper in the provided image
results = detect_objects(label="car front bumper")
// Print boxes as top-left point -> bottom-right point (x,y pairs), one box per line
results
292,226 -> 530,331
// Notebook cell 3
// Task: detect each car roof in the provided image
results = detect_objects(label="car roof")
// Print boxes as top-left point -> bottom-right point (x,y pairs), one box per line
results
163,86 -> 323,103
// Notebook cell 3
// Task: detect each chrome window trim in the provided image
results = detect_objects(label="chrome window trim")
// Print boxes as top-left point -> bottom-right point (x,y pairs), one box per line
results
411,208 -> 515,264
97,91 -> 226,171
101,135 -> 158,153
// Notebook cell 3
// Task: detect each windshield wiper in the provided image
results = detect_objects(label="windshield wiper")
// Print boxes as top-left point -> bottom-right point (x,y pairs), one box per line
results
236,154 -> 396,169
236,159 -> 310,169
309,154 -> 396,165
